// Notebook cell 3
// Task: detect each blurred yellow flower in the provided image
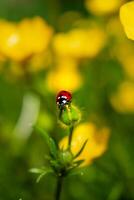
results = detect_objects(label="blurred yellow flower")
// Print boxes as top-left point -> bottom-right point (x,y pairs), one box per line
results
28,50 -> 52,72
116,42 -> 134,80
85,0 -> 123,15
53,28 -> 106,58
110,81 -> 134,113
59,123 -> 110,167
106,17 -> 134,80
8,51 -> 52,78
121,56 -> 134,80
106,17 -> 126,41
120,1 -> 134,40
46,57 -> 82,93
0,17 -> 53,62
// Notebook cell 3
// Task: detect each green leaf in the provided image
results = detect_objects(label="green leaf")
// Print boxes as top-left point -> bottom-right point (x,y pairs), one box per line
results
73,159 -> 84,167
35,127 -> 58,159
66,159 -> 84,176
67,163 -> 85,176
30,167 -> 53,183
29,168 -> 45,174
36,171 -> 48,183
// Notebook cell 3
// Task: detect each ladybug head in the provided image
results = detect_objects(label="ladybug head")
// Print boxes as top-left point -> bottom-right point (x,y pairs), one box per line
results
56,90 -> 72,108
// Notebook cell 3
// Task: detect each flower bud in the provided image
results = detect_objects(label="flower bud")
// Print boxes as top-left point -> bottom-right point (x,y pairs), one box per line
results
58,150 -> 73,167
56,90 -> 81,127
59,104 -> 81,126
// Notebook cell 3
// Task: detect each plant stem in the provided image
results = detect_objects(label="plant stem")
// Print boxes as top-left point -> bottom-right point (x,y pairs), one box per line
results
68,125 -> 74,149
59,108 -> 63,119
55,176 -> 63,200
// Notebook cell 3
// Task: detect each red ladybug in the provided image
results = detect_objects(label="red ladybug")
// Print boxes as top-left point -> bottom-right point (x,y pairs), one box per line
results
56,90 -> 72,108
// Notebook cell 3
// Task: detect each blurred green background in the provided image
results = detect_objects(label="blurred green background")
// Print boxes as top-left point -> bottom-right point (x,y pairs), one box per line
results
0,0 -> 134,200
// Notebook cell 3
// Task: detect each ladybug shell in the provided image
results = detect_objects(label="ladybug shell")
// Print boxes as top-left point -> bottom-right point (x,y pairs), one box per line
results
56,90 -> 72,107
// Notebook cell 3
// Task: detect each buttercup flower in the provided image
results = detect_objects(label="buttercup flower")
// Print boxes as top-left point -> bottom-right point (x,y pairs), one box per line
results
46,57 -> 82,93
106,17 -> 134,80
110,81 -> 134,113
116,42 -> 134,80
8,50 -> 52,77
59,123 -> 110,167
106,17 -> 125,40
0,17 -> 53,62
85,0 -> 124,15
120,1 -> 134,40
28,51 -> 52,72
53,28 -> 106,59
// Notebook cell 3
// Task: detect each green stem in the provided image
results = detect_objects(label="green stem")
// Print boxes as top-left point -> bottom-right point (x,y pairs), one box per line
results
59,108 -> 63,120
68,125 -> 74,149
55,176 -> 63,200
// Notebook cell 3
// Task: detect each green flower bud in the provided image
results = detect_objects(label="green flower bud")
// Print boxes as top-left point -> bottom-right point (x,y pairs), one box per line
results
59,104 -> 81,127
58,150 -> 73,167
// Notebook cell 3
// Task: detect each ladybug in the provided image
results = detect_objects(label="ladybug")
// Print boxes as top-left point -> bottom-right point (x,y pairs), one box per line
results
56,90 -> 72,108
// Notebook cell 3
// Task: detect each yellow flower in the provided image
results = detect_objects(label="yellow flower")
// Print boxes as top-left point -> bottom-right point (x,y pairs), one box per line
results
106,17 -> 134,80
85,0 -> 124,15
121,55 -> 134,80
53,28 -> 106,58
46,57 -> 82,93
110,81 -> 134,113
120,1 -> 134,40
106,17 -> 125,40
116,42 -> 134,80
28,50 -> 52,72
59,123 -> 110,167
0,17 -> 53,62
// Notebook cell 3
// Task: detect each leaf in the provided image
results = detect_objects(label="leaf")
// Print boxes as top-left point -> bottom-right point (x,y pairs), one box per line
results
74,139 -> 88,158
66,159 -> 84,176
29,168 -> 44,174
35,126 -> 58,159
30,167 -> 53,183
73,159 -> 85,167
67,164 -> 85,176
36,171 -> 48,183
